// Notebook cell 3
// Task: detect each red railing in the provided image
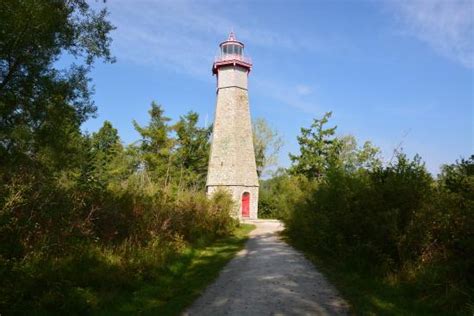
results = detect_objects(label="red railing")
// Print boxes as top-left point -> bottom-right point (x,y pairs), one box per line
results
214,54 -> 252,64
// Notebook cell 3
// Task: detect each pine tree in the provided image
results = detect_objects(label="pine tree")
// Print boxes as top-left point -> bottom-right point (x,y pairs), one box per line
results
89,121 -> 126,186
133,102 -> 174,182
289,112 -> 340,179
173,111 -> 211,188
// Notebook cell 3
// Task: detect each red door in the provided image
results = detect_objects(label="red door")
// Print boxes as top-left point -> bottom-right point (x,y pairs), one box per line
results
241,192 -> 250,217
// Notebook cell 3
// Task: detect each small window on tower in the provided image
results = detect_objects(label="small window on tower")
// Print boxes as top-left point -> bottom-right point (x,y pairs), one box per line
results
223,45 -> 228,55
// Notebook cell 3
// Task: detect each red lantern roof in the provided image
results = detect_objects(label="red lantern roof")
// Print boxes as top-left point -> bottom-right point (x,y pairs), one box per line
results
213,32 -> 252,75
219,31 -> 244,48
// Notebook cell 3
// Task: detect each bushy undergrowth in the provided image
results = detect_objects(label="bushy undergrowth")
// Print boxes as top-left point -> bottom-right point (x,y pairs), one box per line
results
274,154 -> 473,314
0,85 -> 239,313
0,176 -> 237,314
0,3 -> 243,313
259,112 -> 473,314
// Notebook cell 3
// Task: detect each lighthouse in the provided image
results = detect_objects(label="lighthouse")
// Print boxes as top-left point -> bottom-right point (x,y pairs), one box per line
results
206,32 -> 259,219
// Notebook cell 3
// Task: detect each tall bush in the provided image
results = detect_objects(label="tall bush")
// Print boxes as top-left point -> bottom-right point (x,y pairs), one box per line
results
276,112 -> 473,313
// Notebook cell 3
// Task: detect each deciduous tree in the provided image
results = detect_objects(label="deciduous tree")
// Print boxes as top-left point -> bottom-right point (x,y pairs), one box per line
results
0,0 -> 114,174
253,118 -> 283,178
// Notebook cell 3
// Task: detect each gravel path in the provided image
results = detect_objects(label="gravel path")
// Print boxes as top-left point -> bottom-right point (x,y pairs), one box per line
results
185,220 -> 350,316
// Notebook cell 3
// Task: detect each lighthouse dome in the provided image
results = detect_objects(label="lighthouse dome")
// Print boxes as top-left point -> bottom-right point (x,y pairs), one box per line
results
220,31 -> 244,56
213,31 -> 252,74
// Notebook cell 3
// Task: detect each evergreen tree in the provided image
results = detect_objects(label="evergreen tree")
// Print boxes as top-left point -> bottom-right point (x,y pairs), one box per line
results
289,112 -> 340,179
91,121 -> 121,155
173,111 -> 211,188
133,102 -> 173,182
89,121 -> 125,186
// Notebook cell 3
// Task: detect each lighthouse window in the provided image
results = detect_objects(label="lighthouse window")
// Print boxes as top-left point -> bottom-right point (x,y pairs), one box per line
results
222,44 -> 242,56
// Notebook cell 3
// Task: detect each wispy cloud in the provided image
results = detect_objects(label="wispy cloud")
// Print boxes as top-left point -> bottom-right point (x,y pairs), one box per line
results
105,0 -> 317,75
107,1 -> 218,78
388,0 -> 474,68
97,0 -> 321,112
295,84 -> 314,96
253,79 -> 320,114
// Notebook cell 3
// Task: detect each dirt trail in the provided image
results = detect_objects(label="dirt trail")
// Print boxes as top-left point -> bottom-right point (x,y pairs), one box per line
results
185,220 -> 350,315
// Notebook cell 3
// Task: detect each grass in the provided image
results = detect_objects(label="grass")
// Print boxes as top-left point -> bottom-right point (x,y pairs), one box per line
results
282,232 -> 463,316
96,223 -> 255,315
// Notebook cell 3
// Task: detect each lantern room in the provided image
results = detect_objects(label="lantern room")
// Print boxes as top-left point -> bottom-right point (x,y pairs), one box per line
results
220,32 -> 244,57
213,32 -> 252,75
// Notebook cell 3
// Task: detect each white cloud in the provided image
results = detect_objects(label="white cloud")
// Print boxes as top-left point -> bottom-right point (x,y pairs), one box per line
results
388,0 -> 474,68
253,79 -> 320,114
100,0 -> 322,112
106,0 -> 218,78
104,0 -> 317,75
295,84 -> 313,96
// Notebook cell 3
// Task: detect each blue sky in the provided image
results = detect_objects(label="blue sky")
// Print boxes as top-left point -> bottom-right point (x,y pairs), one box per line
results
84,0 -> 473,175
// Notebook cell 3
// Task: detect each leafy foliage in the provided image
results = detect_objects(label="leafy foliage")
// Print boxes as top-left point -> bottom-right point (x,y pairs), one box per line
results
131,104 -> 211,189
173,111 -> 212,188
289,112 -> 340,179
0,0 -> 114,173
132,102 -> 174,182
0,3 -> 237,314
264,112 -> 473,314
253,118 -> 283,178
2,2 -> 471,314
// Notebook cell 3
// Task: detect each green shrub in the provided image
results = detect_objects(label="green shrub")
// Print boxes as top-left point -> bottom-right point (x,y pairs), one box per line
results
280,153 -> 473,313
0,173 -> 237,314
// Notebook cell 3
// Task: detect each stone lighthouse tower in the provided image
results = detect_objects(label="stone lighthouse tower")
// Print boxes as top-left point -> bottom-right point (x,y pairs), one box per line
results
206,32 -> 259,219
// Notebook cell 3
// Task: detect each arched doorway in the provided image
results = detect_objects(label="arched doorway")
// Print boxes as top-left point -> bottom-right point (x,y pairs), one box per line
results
241,192 -> 250,217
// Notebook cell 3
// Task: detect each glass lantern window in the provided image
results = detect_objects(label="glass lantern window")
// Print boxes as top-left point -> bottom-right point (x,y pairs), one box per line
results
222,44 -> 243,56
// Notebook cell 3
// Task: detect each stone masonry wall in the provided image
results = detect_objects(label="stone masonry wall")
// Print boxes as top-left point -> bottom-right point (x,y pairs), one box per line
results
207,185 -> 259,219
206,64 -> 259,219
217,66 -> 248,90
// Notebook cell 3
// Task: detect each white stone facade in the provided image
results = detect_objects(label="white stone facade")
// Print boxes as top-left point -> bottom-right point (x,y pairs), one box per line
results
217,66 -> 248,90
207,185 -> 259,219
206,64 -> 259,220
